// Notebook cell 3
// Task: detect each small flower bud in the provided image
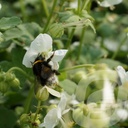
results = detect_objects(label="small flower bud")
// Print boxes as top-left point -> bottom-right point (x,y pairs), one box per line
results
82,104 -> 89,116
36,87 -> 49,101
72,71 -> 87,83
90,109 -> 109,128
0,81 -> 9,93
0,71 -> 5,82
48,23 -> 64,38
72,107 -> 84,124
10,78 -> 20,91
20,114 -> 30,124
5,72 -> 15,82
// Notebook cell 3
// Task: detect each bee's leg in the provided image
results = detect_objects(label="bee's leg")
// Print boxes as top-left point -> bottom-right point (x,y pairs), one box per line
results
47,52 -> 55,63
53,70 -> 60,75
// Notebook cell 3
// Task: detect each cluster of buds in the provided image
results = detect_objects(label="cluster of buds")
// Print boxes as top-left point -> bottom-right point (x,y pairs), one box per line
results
20,113 -> 41,127
0,71 -> 20,93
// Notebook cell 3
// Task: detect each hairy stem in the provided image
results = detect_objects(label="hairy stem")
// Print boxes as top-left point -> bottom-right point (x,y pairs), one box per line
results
41,0 -> 49,18
59,64 -> 95,72
33,100 -> 42,122
77,28 -> 86,60
24,83 -> 35,113
43,0 -> 58,32
66,28 -> 76,48
7,67 -> 34,82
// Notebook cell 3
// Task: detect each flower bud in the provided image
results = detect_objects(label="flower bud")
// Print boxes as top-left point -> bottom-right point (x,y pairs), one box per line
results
10,78 -> 20,91
72,107 -> 85,126
72,71 -> 87,83
5,72 -> 15,82
89,109 -> 109,128
0,71 -> 5,82
82,104 -> 89,116
31,113 -> 40,120
48,23 -> 64,38
36,87 -> 49,101
0,81 -> 9,93
20,114 -> 30,124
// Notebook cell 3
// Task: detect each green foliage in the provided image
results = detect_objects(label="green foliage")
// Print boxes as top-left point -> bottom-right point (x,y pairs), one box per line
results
0,0 -> 128,128
0,106 -> 17,128
0,16 -> 22,30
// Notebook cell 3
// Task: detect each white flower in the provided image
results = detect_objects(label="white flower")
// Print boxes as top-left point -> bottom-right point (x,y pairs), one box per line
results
97,0 -> 122,7
101,78 -> 115,110
69,0 -> 77,9
0,3 -> 2,10
116,66 -> 128,84
22,33 -> 68,68
39,93 -> 70,128
116,108 -> 128,121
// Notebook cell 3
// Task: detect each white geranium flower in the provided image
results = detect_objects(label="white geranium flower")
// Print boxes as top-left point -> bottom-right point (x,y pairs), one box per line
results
116,108 -> 128,121
39,93 -> 70,128
101,78 -> 115,110
98,0 -> 122,7
116,66 -> 128,84
22,33 -> 68,68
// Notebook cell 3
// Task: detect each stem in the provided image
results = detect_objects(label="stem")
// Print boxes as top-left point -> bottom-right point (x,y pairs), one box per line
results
77,28 -> 86,60
43,0 -> 58,32
7,67 -> 34,82
51,0 -> 65,22
24,83 -> 35,113
66,28 -> 75,48
58,0 -> 65,11
77,0 -> 81,14
20,0 -> 26,21
81,0 -> 90,10
33,100 -> 42,122
59,64 -> 95,72
112,34 -> 128,59
41,0 -> 49,18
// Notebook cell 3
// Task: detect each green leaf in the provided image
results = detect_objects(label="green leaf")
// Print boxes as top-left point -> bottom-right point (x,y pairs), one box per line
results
59,79 -> 77,95
75,78 -> 90,101
5,92 -> 26,106
0,41 -> 11,50
58,11 -> 73,22
0,106 -> 17,128
18,22 -> 42,40
0,16 -> 22,30
4,28 -> 23,41
17,22 -> 42,45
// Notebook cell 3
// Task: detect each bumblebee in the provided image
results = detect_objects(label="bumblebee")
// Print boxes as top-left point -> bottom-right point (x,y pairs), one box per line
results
32,53 -> 60,86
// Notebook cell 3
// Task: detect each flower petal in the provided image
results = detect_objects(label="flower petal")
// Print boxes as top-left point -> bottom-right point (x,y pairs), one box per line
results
98,0 -> 122,7
0,3 -> 2,10
116,108 -> 128,121
58,93 -> 67,112
116,66 -> 128,84
49,61 -> 59,70
30,33 -> 52,53
22,48 -> 38,67
51,49 -> 68,62
39,108 -> 59,128
45,86 -> 61,98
